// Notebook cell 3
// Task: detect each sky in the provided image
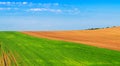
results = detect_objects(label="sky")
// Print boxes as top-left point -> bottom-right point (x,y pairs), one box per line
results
0,0 -> 120,31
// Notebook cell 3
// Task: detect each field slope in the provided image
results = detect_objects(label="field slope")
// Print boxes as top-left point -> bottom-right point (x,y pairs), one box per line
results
0,32 -> 120,66
23,27 -> 120,50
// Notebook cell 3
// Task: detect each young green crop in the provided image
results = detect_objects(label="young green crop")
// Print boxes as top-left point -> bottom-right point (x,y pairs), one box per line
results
0,32 -> 120,66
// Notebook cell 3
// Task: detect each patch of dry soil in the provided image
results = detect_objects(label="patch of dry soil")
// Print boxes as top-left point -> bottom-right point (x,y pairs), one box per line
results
22,27 -> 120,51
0,45 -> 17,66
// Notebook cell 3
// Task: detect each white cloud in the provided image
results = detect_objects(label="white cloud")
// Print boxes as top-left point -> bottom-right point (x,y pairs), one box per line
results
0,7 -> 19,11
29,8 -> 62,13
0,2 -> 7,4
49,9 -> 62,13
22,2 -> 28,5
0,2 -> 28,5
53,3 -> 59,6
38,3 -> 59,7
64,8 -> 80,15
0,8 -> 11,10
0,2 -> 80,15
28,8 -> 80,14
29,8 -> 47,11
0,2 -> 60,7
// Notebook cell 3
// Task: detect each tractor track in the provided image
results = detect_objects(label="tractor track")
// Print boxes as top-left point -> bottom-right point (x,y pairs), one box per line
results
0,43 -> 18,66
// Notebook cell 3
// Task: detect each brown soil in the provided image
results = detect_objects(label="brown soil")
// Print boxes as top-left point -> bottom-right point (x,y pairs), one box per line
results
0,45 -> 17,66
22,27 -> 120,51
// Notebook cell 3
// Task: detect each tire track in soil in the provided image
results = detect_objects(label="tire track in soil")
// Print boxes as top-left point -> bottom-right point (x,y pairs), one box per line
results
0,43 -> 18,66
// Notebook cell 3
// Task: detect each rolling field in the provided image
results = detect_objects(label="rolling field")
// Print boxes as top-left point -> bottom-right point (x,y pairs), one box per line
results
23,27 -> 120,50
0,32 -> 120,66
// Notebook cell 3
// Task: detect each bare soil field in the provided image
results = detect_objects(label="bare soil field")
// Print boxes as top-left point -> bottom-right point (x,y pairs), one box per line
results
22,27 -> 120,51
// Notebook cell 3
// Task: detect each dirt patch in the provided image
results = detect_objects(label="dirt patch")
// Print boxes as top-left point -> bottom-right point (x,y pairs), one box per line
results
0,44 -> 17,66
22,27 -> 120,51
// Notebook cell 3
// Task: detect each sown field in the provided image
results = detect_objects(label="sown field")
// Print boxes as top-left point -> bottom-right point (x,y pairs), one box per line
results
0,32 -> 120,66
23,27 -> 120,51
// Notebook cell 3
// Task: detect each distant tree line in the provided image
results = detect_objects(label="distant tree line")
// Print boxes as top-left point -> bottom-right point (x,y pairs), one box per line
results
86,26 -> 117,30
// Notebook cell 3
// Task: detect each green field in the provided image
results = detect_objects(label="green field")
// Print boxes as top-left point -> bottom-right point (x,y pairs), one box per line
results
0,32 -> 120,66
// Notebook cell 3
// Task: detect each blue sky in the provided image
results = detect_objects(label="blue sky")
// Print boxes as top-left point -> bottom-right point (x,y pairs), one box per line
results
0,0 -> 120,31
